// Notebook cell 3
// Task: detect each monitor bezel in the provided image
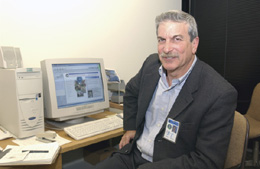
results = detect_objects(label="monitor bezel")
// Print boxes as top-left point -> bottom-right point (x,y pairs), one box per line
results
41,58 -> 109,121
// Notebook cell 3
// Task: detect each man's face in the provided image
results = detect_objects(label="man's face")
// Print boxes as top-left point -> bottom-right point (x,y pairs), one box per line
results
157,21 -> 199,78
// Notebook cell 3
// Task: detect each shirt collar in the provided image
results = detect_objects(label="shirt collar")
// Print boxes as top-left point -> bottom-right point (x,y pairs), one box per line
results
158,56 -> 197,87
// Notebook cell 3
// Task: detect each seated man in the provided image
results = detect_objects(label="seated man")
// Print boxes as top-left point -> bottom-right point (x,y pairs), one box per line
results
94,10 -> 237,169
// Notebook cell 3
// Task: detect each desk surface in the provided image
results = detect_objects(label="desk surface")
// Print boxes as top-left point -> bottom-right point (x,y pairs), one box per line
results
109,102 -> 123,110
0,110 -> 124,169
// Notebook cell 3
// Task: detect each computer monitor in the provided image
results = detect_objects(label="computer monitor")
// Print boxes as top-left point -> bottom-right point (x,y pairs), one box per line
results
41,58 -> 109,124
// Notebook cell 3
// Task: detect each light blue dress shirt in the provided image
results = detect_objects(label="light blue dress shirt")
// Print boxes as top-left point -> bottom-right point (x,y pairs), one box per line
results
136,57 -> 197,162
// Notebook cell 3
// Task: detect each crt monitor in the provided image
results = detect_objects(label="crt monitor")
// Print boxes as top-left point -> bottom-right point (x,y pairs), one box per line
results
41,58 -> 109,122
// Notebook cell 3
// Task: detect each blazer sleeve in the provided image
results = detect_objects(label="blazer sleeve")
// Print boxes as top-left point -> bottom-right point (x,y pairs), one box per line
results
123,56 -> 149,130
123,54 -> 160,131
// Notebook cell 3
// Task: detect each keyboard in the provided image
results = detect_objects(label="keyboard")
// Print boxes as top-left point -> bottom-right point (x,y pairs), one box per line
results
64,115 -> 123,140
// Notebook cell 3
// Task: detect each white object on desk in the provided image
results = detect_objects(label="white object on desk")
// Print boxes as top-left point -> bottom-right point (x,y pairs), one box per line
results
0,126 -> 13,140
36,131 -> 56,139
64,115 -> 123,140
12,131 -> 71,146
0,150 -> 29,164
36,131 -> 57,143
116,113 -> 123,119
0,142 -> 60,166
0,68 -> 44,138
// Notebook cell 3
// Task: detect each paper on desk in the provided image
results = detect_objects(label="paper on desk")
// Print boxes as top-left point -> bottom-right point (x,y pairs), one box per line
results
0,149 -> 28,163
0,126 -> 13,140
0,142 -> 60,165
12,131 -> 71,146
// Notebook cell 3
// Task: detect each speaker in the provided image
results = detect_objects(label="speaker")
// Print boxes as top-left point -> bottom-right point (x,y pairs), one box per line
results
0,46 -> 23,69
14,47 -> 23,68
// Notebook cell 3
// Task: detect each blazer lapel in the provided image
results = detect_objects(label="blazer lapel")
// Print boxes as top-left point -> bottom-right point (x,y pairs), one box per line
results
167,59 -> 202,119
156,60 -> 202,135
168,87 -> 194,119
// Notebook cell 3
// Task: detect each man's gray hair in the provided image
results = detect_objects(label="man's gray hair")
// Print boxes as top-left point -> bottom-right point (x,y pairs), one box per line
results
155,10 -> 198,42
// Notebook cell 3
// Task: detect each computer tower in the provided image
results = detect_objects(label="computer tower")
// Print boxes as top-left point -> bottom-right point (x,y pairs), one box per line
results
0,68 -> 44,138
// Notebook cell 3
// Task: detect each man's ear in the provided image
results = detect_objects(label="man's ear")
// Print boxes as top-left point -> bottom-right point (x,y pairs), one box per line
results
192,37 -> 199,54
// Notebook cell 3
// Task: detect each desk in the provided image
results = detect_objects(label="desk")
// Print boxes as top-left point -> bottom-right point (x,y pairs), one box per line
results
109,102 -> 123,110
0,111 -> 124,169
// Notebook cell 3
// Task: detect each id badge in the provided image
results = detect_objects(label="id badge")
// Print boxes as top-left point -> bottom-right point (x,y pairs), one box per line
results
163,118 -> 180,143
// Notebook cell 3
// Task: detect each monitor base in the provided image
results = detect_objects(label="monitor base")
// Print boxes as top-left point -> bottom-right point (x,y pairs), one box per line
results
45,116 -> 95,130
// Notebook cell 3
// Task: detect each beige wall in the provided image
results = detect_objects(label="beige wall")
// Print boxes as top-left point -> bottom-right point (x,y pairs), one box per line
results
0,0 -> 181,83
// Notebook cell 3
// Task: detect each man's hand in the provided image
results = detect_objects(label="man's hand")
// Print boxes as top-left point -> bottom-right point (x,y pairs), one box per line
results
119,130 -> 136,149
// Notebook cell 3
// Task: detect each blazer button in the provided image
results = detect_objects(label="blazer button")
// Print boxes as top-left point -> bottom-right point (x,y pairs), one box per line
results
157,139 -> 162,142
125,150 -> 129,153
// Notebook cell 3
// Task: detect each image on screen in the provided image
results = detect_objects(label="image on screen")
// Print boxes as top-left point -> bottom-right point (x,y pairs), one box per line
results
52,63 -> 105,109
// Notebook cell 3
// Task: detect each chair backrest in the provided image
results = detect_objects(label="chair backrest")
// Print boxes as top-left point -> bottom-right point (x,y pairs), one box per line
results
246,83 -> 260,120
224,111 -> 249,169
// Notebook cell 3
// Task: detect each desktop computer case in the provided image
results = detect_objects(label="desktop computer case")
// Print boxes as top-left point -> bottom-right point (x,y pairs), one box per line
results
0,68 -> 44,138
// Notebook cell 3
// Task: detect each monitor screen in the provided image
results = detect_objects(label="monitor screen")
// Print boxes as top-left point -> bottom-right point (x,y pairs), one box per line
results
41,58 -> 109,122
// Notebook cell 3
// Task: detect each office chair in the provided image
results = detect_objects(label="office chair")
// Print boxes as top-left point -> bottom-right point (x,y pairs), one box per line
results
244,82 -> 260,167
224,111 -> 249,169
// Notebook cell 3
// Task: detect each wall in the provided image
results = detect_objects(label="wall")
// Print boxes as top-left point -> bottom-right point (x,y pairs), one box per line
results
189,0 -> 260,114
0,0 -> 181,83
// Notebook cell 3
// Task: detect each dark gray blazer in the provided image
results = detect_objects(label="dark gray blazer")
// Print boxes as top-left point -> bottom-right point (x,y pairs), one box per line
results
121,53 -> 238,169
